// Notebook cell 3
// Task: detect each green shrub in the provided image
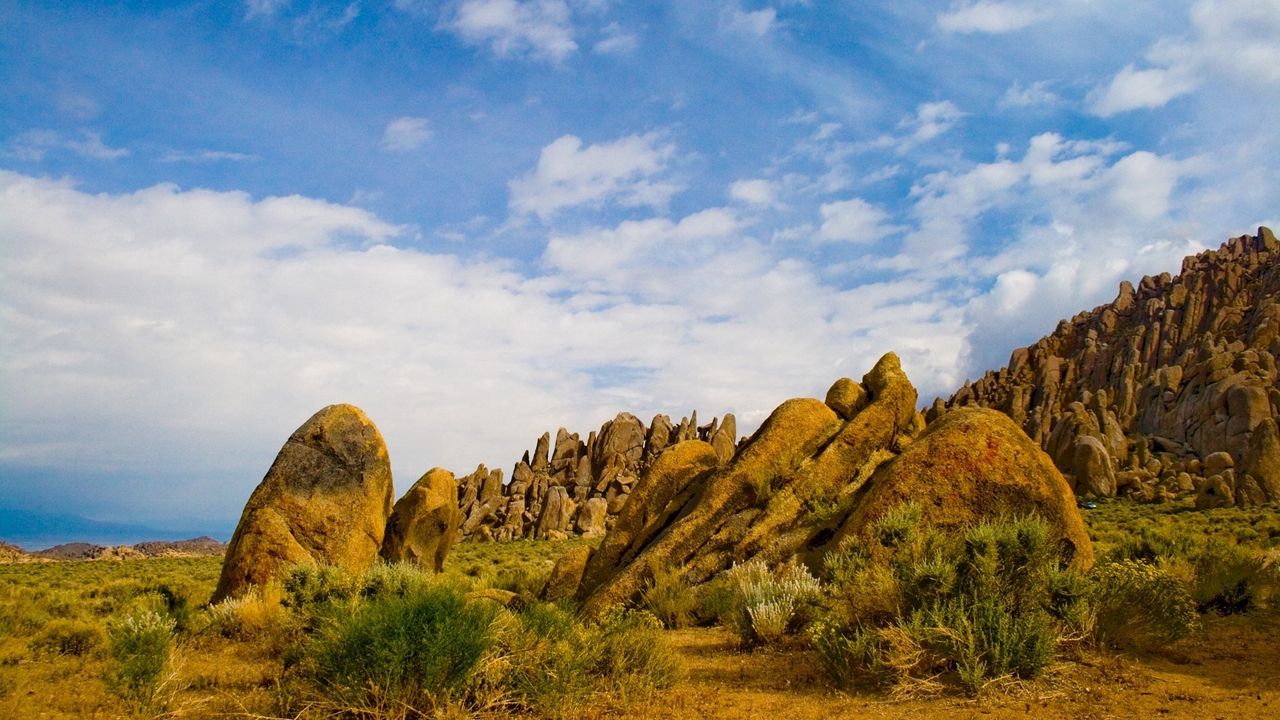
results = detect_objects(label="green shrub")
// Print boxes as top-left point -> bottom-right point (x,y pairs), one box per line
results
813,512 -> 1068,696
466,604 -> 677,716
1192,543 -> 1265,614
281,564 -> 360,612
31,618 -> 105,657
583,608 -> 679,698
1091,560 -> 1197,648
104,610 -> 176,714
358,562 -> 431,601
642,564 -> 698,629
305,584 -> 496,715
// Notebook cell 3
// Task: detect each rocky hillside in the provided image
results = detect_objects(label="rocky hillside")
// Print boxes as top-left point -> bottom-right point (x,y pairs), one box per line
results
456,411 -> 739,541
941,227 -> 1280,508
546,353 -> 1091,616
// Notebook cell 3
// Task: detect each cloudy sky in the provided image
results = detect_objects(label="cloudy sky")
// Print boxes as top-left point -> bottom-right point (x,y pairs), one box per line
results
2,0 -> 1277,535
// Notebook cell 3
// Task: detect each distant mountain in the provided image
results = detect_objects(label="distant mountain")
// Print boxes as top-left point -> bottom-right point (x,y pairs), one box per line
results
0,507 -> 223,551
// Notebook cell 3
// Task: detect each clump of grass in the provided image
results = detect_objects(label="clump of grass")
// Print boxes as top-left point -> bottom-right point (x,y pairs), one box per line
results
104,610 -> 177,715
1090,559 -> 1197,648
641,564 -> 698,629
715,558 -> 822,645
30,618 -> 106,657
203,583 -> 290,645
811,511 -> 1070,697
303,583 -> 497,717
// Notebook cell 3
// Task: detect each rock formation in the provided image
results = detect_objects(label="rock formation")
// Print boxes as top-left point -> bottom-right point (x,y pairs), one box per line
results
454,410 -> 741,542
212,404 -> 394,603
829,407 -> 1093,569
566,354 -> 1092,618
381,467 -> 460,571
941,228 -> 1280,507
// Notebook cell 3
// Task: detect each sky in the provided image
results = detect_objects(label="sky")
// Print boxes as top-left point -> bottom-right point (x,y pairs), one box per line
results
1,0 -> 1278,536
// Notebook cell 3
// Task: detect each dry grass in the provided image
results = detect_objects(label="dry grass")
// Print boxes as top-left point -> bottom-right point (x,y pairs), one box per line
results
0,501 -> 1277,719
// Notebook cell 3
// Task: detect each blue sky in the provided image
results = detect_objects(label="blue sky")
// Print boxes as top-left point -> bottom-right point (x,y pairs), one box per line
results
1,0 -> 1277,536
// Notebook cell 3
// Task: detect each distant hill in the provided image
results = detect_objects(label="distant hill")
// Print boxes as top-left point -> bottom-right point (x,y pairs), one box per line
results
0,507 -> 224,551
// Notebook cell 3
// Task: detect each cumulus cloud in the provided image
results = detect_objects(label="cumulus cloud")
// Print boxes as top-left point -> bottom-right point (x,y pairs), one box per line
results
0,170 -> 975,522
593,21 -> 637,54
998,80 -> 1060,109
1089,0 -> 1280,116
818,198 -> 897,244
937,1 -> 1044,34
723,6 -> 777,36
509,132 -> 679,220
6,129 -> 129,162
381,116 -> 433,151
446,0 -> 578,62
729,178 -> 776,206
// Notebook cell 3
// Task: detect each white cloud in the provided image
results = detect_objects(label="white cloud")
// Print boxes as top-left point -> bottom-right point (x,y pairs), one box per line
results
509,132 -> 679,220
937,1 -> 1044,34
729,178 -> 775,206
998,80 -> 1060,109
55,93 -> 101,121
904,101 -> 965,144
724,6 -> 777,36
159,149 -> 258,163
446,0 -> 578,62
1088,64 -> 1198,116
6,129 -> 129,162
245,0 -> 289,18
818,198 -> 896,244
593,21 -> 637,54
381,116 -> 433,151
0,170 -> 973,522
1089,0 -> 1280,116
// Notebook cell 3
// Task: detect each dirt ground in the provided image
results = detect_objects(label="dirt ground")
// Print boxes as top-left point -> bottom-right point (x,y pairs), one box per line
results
630,610 -> 1280,720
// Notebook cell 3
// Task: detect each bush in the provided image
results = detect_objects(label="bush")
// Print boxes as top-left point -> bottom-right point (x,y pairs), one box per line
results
583,608 -> 680,698
104,611 -> 177,714
281,564 -> 360,614
642,564 -> 698,629
1091,560 -> 1197,648
31,618 -> 105,657
717,559 -> 822,645
813,512 -> 1069,696
1192,543 -> 1266,614
466,604 -> 678,716
305,584 -> 496,715
203,584 -> 289,643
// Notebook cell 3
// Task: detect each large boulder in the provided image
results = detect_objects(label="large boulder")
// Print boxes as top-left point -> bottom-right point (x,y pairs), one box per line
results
831,407 -> 1094,570
578,353 -> 916,617
1072,435 -> 1116,497
578,440 -> 721,599
212,404 -> 394,602
1241,418 -> 1280,503
381,468 -> 460,572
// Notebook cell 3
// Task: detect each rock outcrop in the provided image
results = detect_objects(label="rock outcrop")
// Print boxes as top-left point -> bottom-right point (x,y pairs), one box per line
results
829,407 -> 1093,569
454,410 -> 741,542
942,228 -> 1280,507
381,467 -> 460,571
569,354 -> 1092,618
212,404 -> 394,603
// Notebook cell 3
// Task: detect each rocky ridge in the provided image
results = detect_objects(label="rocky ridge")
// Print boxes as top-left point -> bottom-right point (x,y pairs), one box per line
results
454,410 -> 740,542
941,228 -> 1280,508
563,353 -> 1091,617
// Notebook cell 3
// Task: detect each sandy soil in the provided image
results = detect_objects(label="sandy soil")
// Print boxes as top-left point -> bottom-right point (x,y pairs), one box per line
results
626,610 -> 1280,720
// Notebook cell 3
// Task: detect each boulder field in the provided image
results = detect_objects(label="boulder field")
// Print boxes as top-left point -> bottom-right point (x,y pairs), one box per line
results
943,228 -> 1280,508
